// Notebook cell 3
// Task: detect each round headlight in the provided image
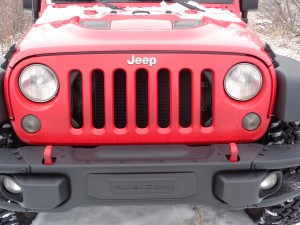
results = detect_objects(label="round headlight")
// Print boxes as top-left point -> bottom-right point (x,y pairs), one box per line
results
224,63 -> 262,101
19,64 -> 59,102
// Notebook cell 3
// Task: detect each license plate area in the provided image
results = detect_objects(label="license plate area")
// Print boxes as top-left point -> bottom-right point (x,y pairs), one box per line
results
87,173 -> 197,200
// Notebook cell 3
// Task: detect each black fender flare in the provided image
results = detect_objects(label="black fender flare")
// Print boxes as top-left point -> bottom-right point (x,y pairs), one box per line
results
0,56 -> 8,124
274,55 -> 300,122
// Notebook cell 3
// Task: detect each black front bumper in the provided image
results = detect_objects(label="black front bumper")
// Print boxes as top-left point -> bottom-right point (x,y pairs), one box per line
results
0,143 -> 300,212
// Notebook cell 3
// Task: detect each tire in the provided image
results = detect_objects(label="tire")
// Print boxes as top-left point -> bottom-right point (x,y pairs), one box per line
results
246,119 -> 300,225
246,196 -> 300,225
0,209 -> 36,225
267,119 -> 300,145
0,195 -> 36,225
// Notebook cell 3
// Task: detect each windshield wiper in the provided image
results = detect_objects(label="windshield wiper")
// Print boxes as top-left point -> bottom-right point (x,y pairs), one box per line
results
51,0 -> 122,10
94,0 -> 123,9
171,0 -> 205,12
51,0 -> 203,11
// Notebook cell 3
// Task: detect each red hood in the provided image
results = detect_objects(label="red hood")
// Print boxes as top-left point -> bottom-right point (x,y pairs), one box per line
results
10,4 -> 272,66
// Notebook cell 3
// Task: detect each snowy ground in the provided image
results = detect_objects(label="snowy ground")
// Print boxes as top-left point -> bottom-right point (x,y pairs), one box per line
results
32,205 -> 256,225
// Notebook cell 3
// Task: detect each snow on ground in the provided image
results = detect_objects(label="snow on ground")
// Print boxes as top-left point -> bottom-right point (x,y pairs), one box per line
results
32,205 -> 256,225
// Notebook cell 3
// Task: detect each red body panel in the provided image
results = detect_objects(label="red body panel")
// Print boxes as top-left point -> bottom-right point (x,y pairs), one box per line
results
8,53 -> 273,145
10,15 -> 271,67
4,1 -> 276,145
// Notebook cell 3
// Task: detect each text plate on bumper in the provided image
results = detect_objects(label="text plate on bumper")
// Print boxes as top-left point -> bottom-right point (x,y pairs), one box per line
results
87,173 -> 197,200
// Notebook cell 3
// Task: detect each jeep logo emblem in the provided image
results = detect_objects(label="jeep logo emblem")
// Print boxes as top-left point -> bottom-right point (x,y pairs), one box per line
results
127,55 -> 157,67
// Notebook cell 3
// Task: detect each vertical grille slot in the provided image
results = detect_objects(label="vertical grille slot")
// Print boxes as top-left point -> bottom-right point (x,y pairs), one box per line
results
114,69 -> 127,129
92,70 -> 105,129
70,71 -> 83,129
136,69 -> 149,128
158,69 -> 170,128
179,69 -> 192,128
201,70 -> 213,127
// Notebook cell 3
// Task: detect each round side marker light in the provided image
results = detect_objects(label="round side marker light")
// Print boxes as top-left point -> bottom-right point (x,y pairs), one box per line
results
242,113 -> 261,131
22,115 -> 41,133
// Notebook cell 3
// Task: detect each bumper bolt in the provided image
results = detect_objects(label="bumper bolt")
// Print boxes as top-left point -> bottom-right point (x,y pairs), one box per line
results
254,164 -> 261,169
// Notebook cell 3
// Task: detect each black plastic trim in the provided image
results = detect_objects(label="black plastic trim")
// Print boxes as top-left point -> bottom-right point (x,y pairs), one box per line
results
274,55 -> 300,122
240,0 -> 258,11
0,174 -> 69,209
22,0 -> 41,22
240,0 -> 258,23
265,43 -> 279,68
215,171 -> 268,206
1,44 -> 17,70
0,143 -> 299,212
0,56 -> 8,124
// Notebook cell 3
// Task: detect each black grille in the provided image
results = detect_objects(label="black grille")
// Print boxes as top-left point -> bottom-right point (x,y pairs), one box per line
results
70,70 -> 83,129
201,70 -> 213,127
157,69 -> 170,128
90,67 -> 213,129
92,70 -> 105,129
114,70 -> 127,129
179,69 -> 192,128
136,69 -> 149,128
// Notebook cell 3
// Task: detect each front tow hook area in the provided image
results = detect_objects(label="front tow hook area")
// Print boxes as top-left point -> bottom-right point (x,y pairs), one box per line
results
0,175 -> 69,210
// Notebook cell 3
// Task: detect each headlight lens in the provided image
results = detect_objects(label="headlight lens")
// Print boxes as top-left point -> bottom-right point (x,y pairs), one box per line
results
19,64 -> 59,102
224,63 -> 262,101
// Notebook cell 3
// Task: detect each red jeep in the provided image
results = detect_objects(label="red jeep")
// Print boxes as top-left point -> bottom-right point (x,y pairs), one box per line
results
1,0 -> 300,224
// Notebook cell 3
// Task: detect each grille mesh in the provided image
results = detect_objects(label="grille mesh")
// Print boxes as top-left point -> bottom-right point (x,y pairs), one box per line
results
114,70 -> 127,129
70,70 -> 83,129
179,69 -> 192,128
90,68 -> 213,129
157,69 -> 170,128
201,70 -> 213,127
92,70 -> 105,129
136,69 -> 149,128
